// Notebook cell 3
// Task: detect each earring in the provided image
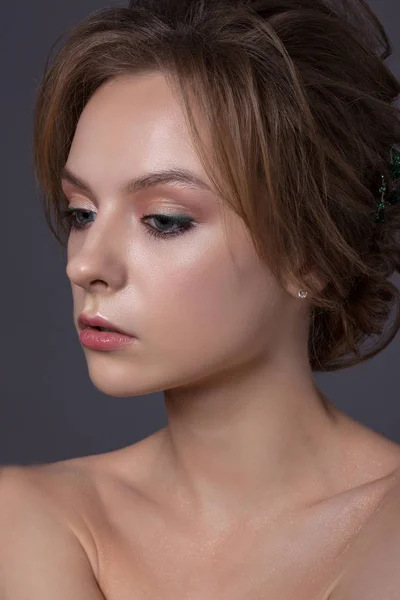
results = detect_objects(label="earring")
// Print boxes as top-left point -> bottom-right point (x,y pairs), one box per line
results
298,289 -> 308,298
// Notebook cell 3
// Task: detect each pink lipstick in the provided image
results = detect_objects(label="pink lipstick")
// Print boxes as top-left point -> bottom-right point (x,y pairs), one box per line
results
78,314 -> 137,351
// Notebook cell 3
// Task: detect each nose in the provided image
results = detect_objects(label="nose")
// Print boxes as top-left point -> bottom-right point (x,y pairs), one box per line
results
65,213 -> 128,292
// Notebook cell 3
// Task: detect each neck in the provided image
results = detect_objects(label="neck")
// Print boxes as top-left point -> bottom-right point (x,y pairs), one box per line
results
155,353 -> 351,526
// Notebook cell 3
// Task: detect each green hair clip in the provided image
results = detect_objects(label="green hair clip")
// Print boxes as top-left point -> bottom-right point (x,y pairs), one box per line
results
374,145 -> 400,223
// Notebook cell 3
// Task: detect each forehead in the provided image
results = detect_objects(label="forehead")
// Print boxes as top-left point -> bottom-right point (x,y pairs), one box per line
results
66,72 -> 213,192
75,71 -> 188,136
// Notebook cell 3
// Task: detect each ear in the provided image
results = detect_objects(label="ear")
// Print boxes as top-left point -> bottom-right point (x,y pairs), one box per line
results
284,264 -> 328,300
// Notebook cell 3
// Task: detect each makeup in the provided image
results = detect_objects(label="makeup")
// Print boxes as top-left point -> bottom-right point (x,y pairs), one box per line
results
79,328 -> 137,351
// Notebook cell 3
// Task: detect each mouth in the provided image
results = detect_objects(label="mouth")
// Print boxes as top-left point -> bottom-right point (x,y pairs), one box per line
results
78,314 -> 134,337
86,325 -> 116,332
78,317 -> 137,351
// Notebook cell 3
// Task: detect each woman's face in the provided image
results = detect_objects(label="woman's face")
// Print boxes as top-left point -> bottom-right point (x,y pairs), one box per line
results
63,72 -> 300,397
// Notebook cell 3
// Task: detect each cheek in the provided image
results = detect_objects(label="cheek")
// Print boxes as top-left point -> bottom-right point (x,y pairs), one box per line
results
143,236 -> 279,357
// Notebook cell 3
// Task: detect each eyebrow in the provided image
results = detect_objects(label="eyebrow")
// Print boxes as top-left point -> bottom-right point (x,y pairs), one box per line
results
60,166 -> 214,195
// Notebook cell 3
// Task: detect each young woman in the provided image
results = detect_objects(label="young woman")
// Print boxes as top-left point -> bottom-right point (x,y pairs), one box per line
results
1,0 -> 400,598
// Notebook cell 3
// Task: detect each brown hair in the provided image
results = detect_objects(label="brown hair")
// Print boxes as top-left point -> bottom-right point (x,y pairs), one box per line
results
33,0 -> 400,372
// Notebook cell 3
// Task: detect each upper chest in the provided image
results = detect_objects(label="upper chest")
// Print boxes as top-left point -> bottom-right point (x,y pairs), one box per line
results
81,472 -> 394,600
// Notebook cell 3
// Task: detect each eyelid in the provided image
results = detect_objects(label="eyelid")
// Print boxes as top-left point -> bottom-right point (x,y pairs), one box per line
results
61,183 -> 199,214
65,203 -> 194,218
63,193 -> 92,208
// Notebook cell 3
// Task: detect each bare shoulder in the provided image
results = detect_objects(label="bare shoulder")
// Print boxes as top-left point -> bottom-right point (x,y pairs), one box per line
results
0,458 -> 109,570
0,461 -> 100,562
0,439 -> 157,569
0,462 -> 106,598
0,460 -> 94,523
332,465 -> 400,599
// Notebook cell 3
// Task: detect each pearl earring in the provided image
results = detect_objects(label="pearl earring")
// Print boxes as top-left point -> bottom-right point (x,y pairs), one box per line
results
298,289 -> 308,298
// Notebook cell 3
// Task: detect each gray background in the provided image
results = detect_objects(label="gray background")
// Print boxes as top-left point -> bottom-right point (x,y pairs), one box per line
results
0,0 -> 399,467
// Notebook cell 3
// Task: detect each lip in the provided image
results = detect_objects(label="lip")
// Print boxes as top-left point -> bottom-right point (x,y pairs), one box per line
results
78,313 -> 134,337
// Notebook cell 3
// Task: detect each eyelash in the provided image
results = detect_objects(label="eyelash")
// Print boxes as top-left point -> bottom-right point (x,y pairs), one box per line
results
59,208 -> 195,240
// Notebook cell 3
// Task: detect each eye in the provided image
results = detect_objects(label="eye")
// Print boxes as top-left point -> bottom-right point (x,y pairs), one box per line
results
60,208 -> 196,240
60,208 -> 94,231
141,213 -> 195,240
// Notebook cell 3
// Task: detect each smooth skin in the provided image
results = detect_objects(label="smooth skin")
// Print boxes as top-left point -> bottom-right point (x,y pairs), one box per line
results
2,72 -> 400,599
